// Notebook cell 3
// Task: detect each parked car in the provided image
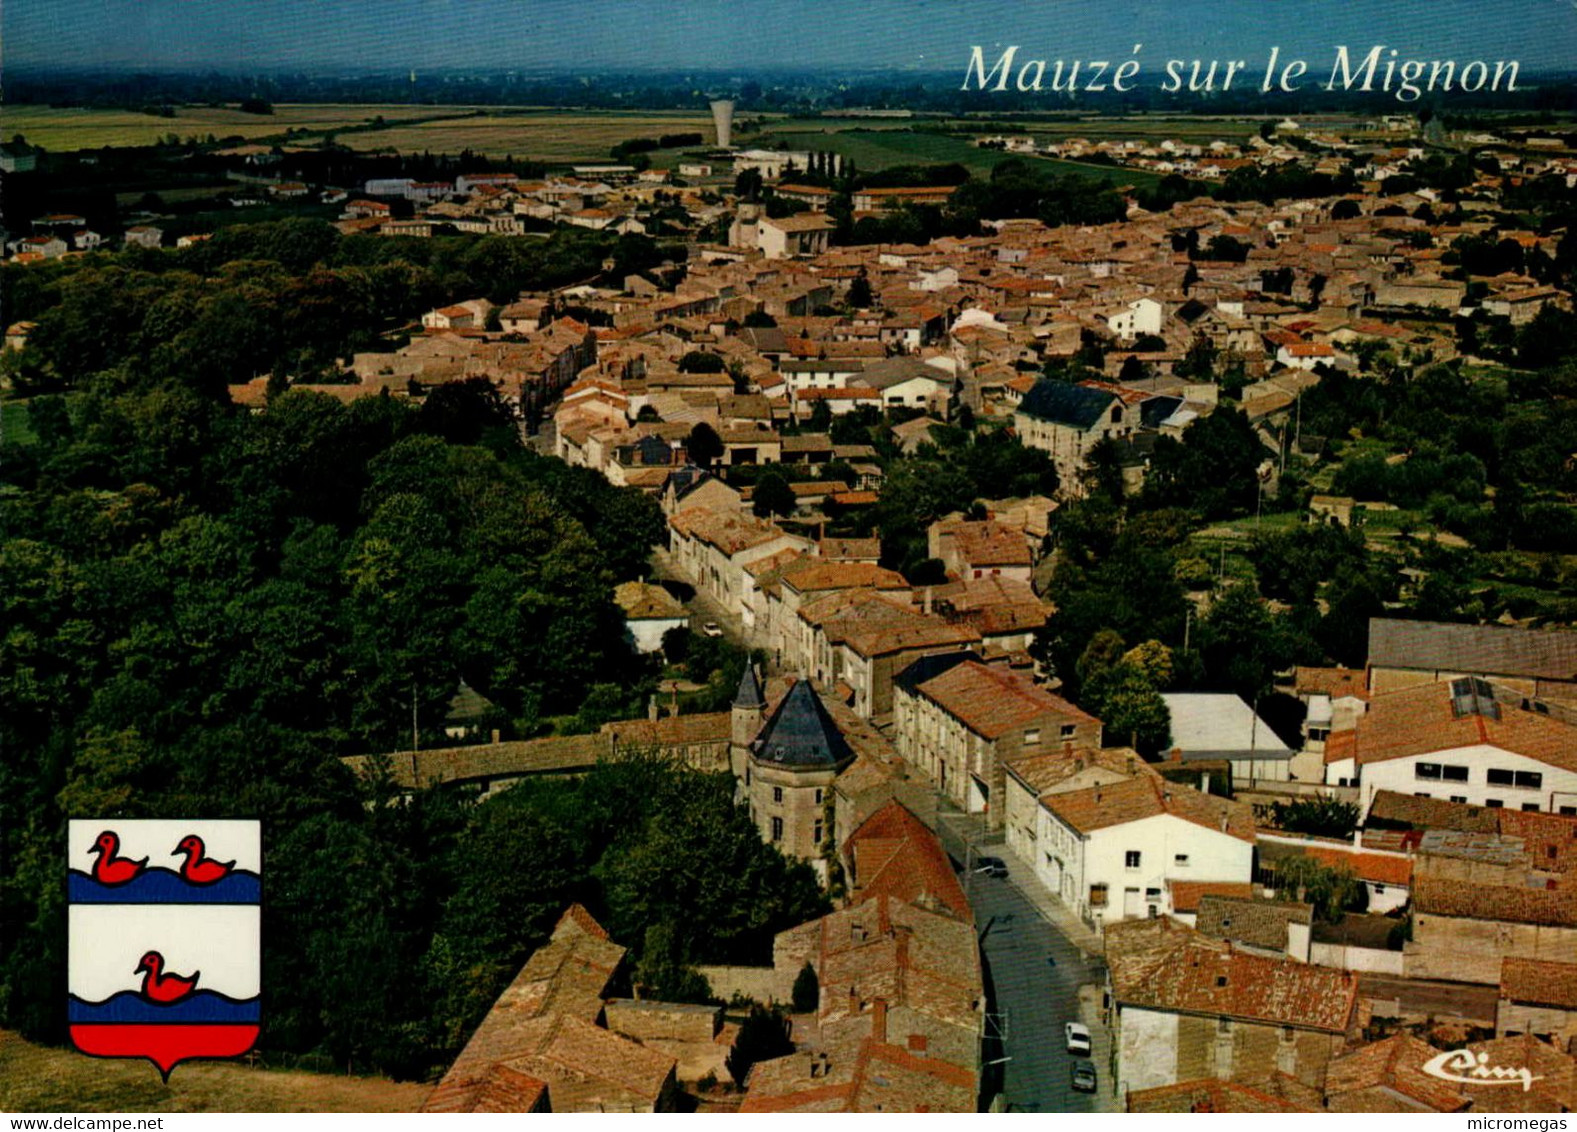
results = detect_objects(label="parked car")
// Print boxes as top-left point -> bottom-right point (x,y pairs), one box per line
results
1064,1021 -> 1092,1056
973,855 -> 1008,878
700,622 -> 723,638
1070,1059 -> 1098,1093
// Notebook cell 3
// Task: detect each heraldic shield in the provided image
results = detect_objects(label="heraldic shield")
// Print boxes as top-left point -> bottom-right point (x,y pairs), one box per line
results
68,819 -> 261,1079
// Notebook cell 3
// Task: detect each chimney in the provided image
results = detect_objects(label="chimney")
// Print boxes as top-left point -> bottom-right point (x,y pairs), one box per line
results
908,1033 -> 929,1054
871,998 -> 888,1044
923,586 -> 934,615
1220,812 -> 1229,832
648,695 -> 660,722
490,728 -> 501,744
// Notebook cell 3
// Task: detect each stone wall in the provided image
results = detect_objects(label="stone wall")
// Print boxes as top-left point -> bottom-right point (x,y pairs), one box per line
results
1408,914 -> 1577,984
697,964 -> 796,1007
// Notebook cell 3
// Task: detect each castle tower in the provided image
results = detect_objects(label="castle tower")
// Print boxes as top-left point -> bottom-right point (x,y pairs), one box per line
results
745,679 -> 854,881
731,663 -> 764,784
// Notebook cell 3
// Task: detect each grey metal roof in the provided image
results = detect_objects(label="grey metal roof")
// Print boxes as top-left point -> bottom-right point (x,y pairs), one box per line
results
751,680 -> 852,769
1368,618 -> 1577,681
1017,380 -> 1117,430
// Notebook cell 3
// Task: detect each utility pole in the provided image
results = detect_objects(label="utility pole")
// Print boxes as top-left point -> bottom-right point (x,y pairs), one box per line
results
411,684 -> 419,754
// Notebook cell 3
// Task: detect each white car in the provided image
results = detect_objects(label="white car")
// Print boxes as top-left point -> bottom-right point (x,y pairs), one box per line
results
1064,1021 -> 1092,1056
700,622 -> 724,638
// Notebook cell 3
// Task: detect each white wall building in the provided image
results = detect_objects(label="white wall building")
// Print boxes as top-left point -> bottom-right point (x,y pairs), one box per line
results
1019,774 -> 1255,930
1332,677 -> 1577,817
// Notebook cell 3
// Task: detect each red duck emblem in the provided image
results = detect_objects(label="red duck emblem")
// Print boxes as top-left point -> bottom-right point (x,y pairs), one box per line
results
136,950 -> 199,1004
89,830 -> 148,886
172,834 -> 235,885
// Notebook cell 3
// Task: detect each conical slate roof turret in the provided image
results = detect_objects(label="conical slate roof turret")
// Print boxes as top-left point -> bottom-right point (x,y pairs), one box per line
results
733,663 -> 765,710
752,680 -> 852,769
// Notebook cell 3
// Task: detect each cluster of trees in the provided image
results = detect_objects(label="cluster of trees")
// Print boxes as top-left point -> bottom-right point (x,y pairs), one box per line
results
0,220 -> 667,392
1,379 -> 819,1077
0,216 -> 846,1078
867,424 -> 1060,578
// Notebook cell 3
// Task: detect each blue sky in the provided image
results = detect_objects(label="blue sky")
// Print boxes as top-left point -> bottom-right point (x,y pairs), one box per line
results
6,0 -> 1575,73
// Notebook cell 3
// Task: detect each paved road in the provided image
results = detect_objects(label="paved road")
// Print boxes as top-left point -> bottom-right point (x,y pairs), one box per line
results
1357,974 -> 1499,1024
937,812 -> 1114,1113
648,546 -> 749,648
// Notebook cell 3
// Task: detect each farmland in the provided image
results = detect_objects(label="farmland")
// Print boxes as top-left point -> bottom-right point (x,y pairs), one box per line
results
757,124 -> 1181,186
4,102 -> 1249,187
1,103 -> 464,150
0,1029 -> 427,1113
336,110 -> 716,161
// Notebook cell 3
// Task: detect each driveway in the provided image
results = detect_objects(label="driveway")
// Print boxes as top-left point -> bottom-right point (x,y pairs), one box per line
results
938,811 -> 1117,1113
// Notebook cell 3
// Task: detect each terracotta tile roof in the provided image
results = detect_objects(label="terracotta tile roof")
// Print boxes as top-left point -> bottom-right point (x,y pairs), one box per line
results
844,801 -> 971,920
1413,876 -> 1577,927
780,559 -> 909,595
1364,789 -> 1501,834
1127,1077 -> 1318,1113
1042,776 -> 1255,842
1323,728 -> 1358,765
612,580 -> 685,620
1501,957 -> 1577,1009
825,606 -> 981,659
915,660 -> 1095,740
670,506 -> 798,557
1352,679 -> 1577,772
935,519 -> 1032,568
425,906 -> 675,1112
1296,844 -> 1414,887
1455,1035 -> 1577,1112
1167,880 -> 1255,915
1325,1033 -> 1469,1112
1106,917 -> 1357,1034
1293,665 -> 1370,701
601,712 -> 730,750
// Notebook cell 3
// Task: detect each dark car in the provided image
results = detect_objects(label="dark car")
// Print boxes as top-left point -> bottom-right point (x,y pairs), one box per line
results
1070,1060 -> 1098,1093
973,855 -> 1008,878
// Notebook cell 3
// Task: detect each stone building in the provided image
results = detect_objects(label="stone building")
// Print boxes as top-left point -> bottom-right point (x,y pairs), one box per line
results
1407,878 -> 1577,984
893,653 -> 1101,827
737,673 -> 855,878
1105,917 -> 1358,1098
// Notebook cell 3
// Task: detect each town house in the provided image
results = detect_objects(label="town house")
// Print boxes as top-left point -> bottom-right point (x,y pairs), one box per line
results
1016,774 -> 1255,929
1327,677 -> 1577,817
1105,917 -> 1358,1098
893,654 -> 1100,825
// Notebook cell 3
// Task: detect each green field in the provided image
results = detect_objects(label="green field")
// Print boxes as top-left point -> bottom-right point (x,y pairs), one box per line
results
758,125 -> 1182,186
338,110 -> 718,162
1,103 -> 465,150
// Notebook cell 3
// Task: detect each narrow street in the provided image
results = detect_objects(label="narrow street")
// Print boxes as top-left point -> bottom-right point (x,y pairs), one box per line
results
648,545 -> 749,646
936,810 -> 1118,1113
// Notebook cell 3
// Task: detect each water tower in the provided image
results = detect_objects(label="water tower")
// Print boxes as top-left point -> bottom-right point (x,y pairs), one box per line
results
709,99 -> 736,149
